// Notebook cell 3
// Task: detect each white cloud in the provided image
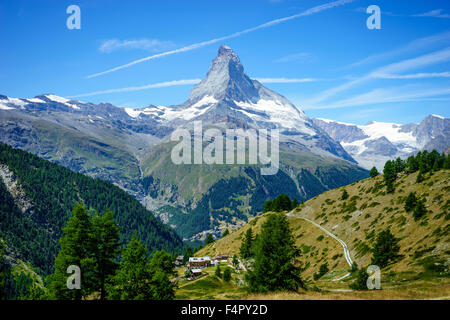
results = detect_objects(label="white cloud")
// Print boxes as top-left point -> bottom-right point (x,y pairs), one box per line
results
304,85 -> 450,110
99,39 -> 175,53
306,47 -> 450,105
412,9 -> 450,18
342,31 -> 450,69
86,0 -> 354,78
68,79 -> 202,98
374,72 -> 450,79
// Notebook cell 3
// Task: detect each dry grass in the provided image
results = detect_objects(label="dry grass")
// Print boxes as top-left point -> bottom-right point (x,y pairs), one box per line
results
194,170 -> 450,298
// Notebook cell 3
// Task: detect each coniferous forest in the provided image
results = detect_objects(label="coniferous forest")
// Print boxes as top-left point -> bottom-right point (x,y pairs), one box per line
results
0,142 -> 183,299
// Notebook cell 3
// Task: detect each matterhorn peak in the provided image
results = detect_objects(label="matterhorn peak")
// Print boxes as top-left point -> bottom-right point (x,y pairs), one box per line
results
188,45 -> 258,103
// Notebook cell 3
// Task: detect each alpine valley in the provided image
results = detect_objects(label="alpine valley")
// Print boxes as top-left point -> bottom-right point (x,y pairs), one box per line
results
0,45 -> 448,244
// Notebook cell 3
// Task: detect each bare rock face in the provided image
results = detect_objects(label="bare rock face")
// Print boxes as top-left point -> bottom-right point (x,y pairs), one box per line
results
0,164 -> 33,214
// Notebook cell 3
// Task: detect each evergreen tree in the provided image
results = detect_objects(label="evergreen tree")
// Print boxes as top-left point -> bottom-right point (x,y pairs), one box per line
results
48,203 -> 95,300
109,234 -> 154,300
349,267 -> 369,290
394,157 -> 405,174
204,234 -> 215,246
232,255 -> 239,268
341,189 -> 349,200
91,210 -> 120,300
263,200 -> 273,213
150,250 -> 176,277
383,160 -> 396,193
413,199 -> 427,221
149,268 -> 176,300
240,228 -> 254,259
215,265 -> 222,279
416,170 -> 424,183
245,214 -> 303,293
221,229 -> 230,238
371,229 -> 400,268
369,167 -> 379,178
272,194 -> 292,212
182,246 -> 193,265
404,192 -> 417,212
223,268 -> 232,282
0,240 -> 5,300
445,154 -> 450,169
291,198 -> 299,209
313,262 -> 329,280
407,155 -> 419,173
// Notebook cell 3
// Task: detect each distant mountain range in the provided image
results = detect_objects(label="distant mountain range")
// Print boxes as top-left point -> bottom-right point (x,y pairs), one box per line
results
313,115 -> 449,170
9,45 -> 439,240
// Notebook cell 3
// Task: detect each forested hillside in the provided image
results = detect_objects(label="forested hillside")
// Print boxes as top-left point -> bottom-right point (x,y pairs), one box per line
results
0,143 -> 183,276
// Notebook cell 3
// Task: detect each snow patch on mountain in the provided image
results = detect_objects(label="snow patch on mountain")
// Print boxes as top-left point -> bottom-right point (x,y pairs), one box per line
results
234,99 -> 315,134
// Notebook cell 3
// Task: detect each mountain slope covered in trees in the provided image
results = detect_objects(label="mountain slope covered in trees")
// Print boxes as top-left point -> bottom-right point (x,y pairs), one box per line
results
0,143 -> 183,276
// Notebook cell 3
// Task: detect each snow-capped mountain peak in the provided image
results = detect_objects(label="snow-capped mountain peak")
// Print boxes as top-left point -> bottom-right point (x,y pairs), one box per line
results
313,115 -> 449,170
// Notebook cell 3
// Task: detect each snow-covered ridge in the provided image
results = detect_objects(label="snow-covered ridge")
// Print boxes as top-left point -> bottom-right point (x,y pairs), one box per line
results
125,95 -> 218,121
358,121 -> 417,146
0,94 -> 83,110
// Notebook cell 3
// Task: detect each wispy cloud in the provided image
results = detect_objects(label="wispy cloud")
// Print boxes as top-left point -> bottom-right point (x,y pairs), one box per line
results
69,77 -> 318,98
341,31 -> 450,69
412,9 -> 450,18
86,0 -> 355,79
99,39 -> 175,53
374,71 -> 450,79
68,79 -> 202,98
304,85 -> 450,110
274,52 -> 316,63
307,47 -> 450,105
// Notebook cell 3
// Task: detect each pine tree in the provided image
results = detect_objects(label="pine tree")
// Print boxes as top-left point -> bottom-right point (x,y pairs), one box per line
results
263,200 -> 273,213
91,210 -> 120,300
204,234 -> 214,246
369,167 -> 379,178
416,170 -> 424,183
221,229 -> 230,238
215,265 -> 222,278
150,250 -> 176,277
223,268 -> 231,282
349,267 -> 369,290
48,203 -> 95,300
404,192 -> 417,212
291,198 -> 299,209
245,214 -> 303,293
240,228 -> 254,259
182,246 -> 193,265
413,199 -> 427,221
371,229 -> 400,268
0,240 -> 5,300
383,160 -> 396,193
341,189 -> 349,200
109,234 -> 154,300
232,255 -> 239,268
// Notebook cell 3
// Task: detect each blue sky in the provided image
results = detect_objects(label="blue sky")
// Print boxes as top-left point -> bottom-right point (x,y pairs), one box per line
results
1,0 -> 450,124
